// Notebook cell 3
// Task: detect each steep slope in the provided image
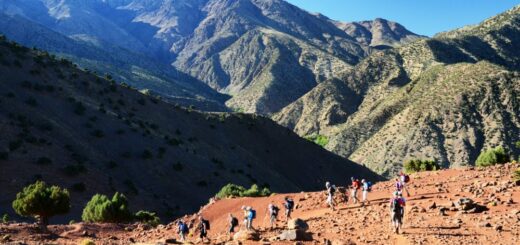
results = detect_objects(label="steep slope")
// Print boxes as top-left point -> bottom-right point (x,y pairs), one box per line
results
335,18 -> 425,48
3,164 -> 519,244
0,37 -> 380,222
0,0 -> 421,114
0,12 -> 228,111
275,5 -> 520,176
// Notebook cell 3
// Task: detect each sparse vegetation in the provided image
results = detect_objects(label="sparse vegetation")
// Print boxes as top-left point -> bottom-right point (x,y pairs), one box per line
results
82,192 -> 132,223
404,159 -> 440,173
12,181 -> 70,232
1,214 -> 9,223
134,210 -> 160,227
215,183 -> 271,199
79,239 -> 95,245
304,134 -> 329,147
476,146 -> 510,167
513,168 -> 520,184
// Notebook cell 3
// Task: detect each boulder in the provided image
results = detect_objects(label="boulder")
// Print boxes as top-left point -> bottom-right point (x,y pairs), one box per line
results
287,218 -> 309,231
278,229 -> 312,241
233,230 -> 259,241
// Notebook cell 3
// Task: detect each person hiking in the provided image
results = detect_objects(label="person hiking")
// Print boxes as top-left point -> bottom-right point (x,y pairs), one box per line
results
350,177 -> 360,205
361,179 -> 371,205
241,206 -> 249,230
399,172 -> 411,196
228,213 -> 238,237
389,191 -> 406,234
325,181 -> 336,211
284,197 -> 294,222
177,220 -> 189,242
198,216 -> 210,243
394,177 -> 404,195
267,203 -> 279,229
245,206 -> 256,230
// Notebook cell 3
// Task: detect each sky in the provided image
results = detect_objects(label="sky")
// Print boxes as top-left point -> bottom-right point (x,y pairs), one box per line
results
286,0 -> 520,36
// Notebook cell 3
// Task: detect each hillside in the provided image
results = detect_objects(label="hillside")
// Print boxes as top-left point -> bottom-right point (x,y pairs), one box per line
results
0,0 -> 422,114
0,37 -> 380,222
274,5 -> 520,176
2,163 -> 519,244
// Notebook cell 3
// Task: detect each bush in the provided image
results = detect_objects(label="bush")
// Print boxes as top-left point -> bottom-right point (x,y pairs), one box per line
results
215,183 -> 271,199
134,210 -> 160,227
82,192 -> 132,223
513,168 -> 520,183
404,159 -> 440,173
1,214 -> 8,223
304,134 -> 329,147
79,239 -> 95,245
476,146 -> 510,167
12,181 -> 70,231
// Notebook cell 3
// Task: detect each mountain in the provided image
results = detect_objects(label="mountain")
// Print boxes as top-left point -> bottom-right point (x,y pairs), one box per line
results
275,5 -> 520,176
0,0 -> 422,114
334,18 -> 426,48
0,37 -> 380,222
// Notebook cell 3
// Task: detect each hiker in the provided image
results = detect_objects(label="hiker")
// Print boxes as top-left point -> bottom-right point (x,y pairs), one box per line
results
228,213 -> 238,236
389,191 -> 406,234
361,179 -> 371,205
267,203 -> 279,229
325,181 -> 336,211
198,216 -> 210,242
284,197 -> 294,222
177,220 -> 189,242
399,172 -> 411,196
350,177 -> 360,204
395,177 -> 403,193
241,206 -> 249,230
245,206 -> 256,230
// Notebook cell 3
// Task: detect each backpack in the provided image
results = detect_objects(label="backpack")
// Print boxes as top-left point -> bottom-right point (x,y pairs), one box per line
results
249,209 -> 256,219
392,198 -> 402,212
285,199 -> 294,210
202,219 -> 210,230
180,223 -> 189,233
272,206 -> 279,216
231,217 -> 238,226
404,175 -> 410,183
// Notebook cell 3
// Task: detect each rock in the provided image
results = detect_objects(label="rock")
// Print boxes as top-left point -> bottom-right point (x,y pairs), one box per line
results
279,230 -> 312,241
477,222 -> 492,228
233,230 -> 259,241
439,207 -> 448,216
511,209 -> 520,215
164,238 -> 177,244
2,234 -> 11,242
429,202 -> 437,209
287,218 -> 309,231
494,225 -> 503,232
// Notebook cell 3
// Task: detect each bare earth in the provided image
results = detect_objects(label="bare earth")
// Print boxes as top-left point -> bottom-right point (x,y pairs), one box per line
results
1,164 -> 519,245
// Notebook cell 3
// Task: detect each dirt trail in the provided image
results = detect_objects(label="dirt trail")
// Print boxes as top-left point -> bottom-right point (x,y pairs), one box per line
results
1,163 -> 519,244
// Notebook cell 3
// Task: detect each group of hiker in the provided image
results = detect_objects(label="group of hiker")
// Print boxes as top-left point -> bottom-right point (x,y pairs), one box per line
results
175,172 -> 412,241
324,172 -> 411,234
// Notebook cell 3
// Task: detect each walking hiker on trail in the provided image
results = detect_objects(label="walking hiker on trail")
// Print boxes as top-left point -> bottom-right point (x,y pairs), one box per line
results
284,197 -> 294,222
395,178 -> 403,194
350,177 -> 360,205
241,206 -> 249,230
361,179 -> 371,205
389,191 -> 406,234
325,181 -> 336,211
399,172 -> 411,196
177,220 -> 189,242
198,216 -> 210,243
244,206 -> 256,230
267,203 -> 279,229
228,213 -> 238,237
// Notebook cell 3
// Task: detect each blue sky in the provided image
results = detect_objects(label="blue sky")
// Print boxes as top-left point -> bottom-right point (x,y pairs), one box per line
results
286,0 -> 520,36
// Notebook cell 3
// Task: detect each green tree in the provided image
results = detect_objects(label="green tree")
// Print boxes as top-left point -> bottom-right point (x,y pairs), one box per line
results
476,146 -> 510,167
404,159 -> 439,173
12,181 -> 70,232
81,192 -> 132,223
215,183 -> 271,198
134,210 -> 161,227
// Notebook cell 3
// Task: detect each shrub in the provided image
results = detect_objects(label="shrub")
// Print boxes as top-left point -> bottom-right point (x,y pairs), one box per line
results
476,146 -> 510,167
134,210 -> 160,227
215,183 -> 271,199
403,159 -> 440,173
304,134 -> 329,147
12,181 -> 70,231
79,239 -> 95,245
82,192 -> 132,223
1,214 -> 8,223
513,168 -> 520,183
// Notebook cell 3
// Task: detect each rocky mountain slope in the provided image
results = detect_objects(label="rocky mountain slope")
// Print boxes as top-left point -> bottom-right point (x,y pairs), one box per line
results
0,37 -> 380,222
275,5 -> 520,176
0,0 -> 422,114
2,163 -> 519,244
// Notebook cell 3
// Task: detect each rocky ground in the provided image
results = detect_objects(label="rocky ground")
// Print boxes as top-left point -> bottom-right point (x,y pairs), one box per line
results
1,163 -> 519,244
